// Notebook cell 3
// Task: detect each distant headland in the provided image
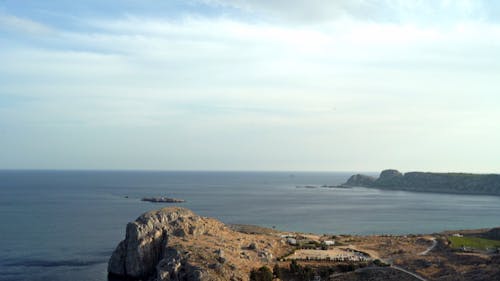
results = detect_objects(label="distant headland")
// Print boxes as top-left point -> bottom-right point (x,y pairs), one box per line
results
344,169 -> 500,196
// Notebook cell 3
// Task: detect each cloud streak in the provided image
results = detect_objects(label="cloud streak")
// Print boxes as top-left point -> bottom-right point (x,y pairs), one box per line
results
0,13 -> 54,34
200,0 -> 496,24
1,1 -> 500,171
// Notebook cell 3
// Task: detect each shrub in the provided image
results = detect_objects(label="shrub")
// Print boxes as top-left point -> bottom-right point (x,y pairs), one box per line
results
250,266 -> 273,281
273,264 -> 281,279
290,259 -> 300,274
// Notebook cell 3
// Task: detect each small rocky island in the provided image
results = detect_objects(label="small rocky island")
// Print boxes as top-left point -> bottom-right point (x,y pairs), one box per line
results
142,197 -> 186,203
344,169 -> 500,196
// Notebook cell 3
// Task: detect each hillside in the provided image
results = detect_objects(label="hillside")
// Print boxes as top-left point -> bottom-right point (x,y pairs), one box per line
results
108,207 -> 500,281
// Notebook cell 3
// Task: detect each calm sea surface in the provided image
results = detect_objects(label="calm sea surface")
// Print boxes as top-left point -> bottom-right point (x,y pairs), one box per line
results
1,170 -> 500,281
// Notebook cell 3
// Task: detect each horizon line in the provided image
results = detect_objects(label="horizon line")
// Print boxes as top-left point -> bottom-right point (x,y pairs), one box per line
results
0,168 -> 499,174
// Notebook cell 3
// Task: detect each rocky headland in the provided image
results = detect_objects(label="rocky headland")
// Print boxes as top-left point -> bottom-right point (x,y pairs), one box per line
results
108,207 -> 500,281
344,169 -> 500,195
108,207 -> 288,281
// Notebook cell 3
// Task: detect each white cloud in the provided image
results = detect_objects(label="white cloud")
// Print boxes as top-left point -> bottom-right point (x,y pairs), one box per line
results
1,8 -> 500,170
199,0 -> 492,24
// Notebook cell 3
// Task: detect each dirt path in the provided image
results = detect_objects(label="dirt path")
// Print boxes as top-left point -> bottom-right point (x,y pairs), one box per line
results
418,237 -> 437,256
355,266 -> 428,281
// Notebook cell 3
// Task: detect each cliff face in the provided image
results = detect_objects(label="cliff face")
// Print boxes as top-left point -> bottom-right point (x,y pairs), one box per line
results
343,169 -> 500,195
108,207 -> 288,281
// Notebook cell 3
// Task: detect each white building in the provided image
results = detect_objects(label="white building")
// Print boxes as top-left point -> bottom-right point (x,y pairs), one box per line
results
324,240 -> 335,246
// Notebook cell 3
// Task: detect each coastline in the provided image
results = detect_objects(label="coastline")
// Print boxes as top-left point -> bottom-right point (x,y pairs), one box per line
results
108,207 -> 500,281
344,169 -> 500,196
3,170 -> 500,281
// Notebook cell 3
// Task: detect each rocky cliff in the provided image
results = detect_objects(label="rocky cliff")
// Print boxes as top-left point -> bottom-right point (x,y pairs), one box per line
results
343,169 -> 500,195
344,174 -> 376,187
108,207 -> 288,281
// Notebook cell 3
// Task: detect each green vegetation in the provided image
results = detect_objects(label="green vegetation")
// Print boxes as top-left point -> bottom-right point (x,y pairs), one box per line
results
289,259 -> 300,273
249,266 -> 273,281
273,264 -> 281,279
449,236 -> 500,250
289,260 -> 314,280
298,240 -> 321,249
284,259 -> 368,281
373,259 -> 390,267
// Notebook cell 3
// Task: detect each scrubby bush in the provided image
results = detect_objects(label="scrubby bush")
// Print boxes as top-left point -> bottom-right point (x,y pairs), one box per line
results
273,264 -> 281,279
250,266 -> 273,281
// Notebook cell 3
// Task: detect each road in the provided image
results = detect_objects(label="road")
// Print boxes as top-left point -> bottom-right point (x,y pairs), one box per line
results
348,237 -> 437,281
386,237 -> 437,281
391,265 -> 428,281
355,266 -> 428,281
368,238 -> 436,281
419,237 -> 437,255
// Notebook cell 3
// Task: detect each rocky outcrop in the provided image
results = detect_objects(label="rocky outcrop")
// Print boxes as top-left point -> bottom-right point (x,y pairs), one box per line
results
108,207 -> 209,280
343,169 -> 500,195
344,174 -> 376,187
108,207 -> 288,281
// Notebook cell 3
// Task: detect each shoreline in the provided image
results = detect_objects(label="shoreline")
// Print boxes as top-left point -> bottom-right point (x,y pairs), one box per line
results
108,207 -> 500,281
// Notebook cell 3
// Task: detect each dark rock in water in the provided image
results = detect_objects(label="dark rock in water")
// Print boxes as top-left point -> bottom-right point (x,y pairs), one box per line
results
321,184 -> 347,188
295,185 -> 318,188
142,197 -> 185,203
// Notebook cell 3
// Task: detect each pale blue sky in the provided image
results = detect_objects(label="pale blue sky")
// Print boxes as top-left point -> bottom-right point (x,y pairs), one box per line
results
1,0 -> 500,172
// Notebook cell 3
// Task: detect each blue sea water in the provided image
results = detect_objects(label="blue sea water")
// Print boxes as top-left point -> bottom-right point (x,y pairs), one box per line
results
1,170 -> 500,281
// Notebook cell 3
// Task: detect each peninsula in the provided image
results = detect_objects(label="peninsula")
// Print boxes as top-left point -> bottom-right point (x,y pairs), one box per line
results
343,169 -> 500,196
108,207 -> 500,281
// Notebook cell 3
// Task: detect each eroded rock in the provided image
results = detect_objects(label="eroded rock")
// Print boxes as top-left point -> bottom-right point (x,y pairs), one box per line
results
108,207 -> 210,280
108,207 -> 286,281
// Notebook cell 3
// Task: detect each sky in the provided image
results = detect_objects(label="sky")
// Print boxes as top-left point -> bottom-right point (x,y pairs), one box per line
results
1,0 -> 500,172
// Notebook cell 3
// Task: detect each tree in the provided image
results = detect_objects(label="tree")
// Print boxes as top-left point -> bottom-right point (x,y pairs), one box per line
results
290,259 -> 300,274
273,264 -> 281,279
300,265 -> 313,280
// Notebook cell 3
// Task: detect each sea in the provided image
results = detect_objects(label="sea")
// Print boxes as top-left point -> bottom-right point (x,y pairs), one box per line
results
1,170 -> 500,281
